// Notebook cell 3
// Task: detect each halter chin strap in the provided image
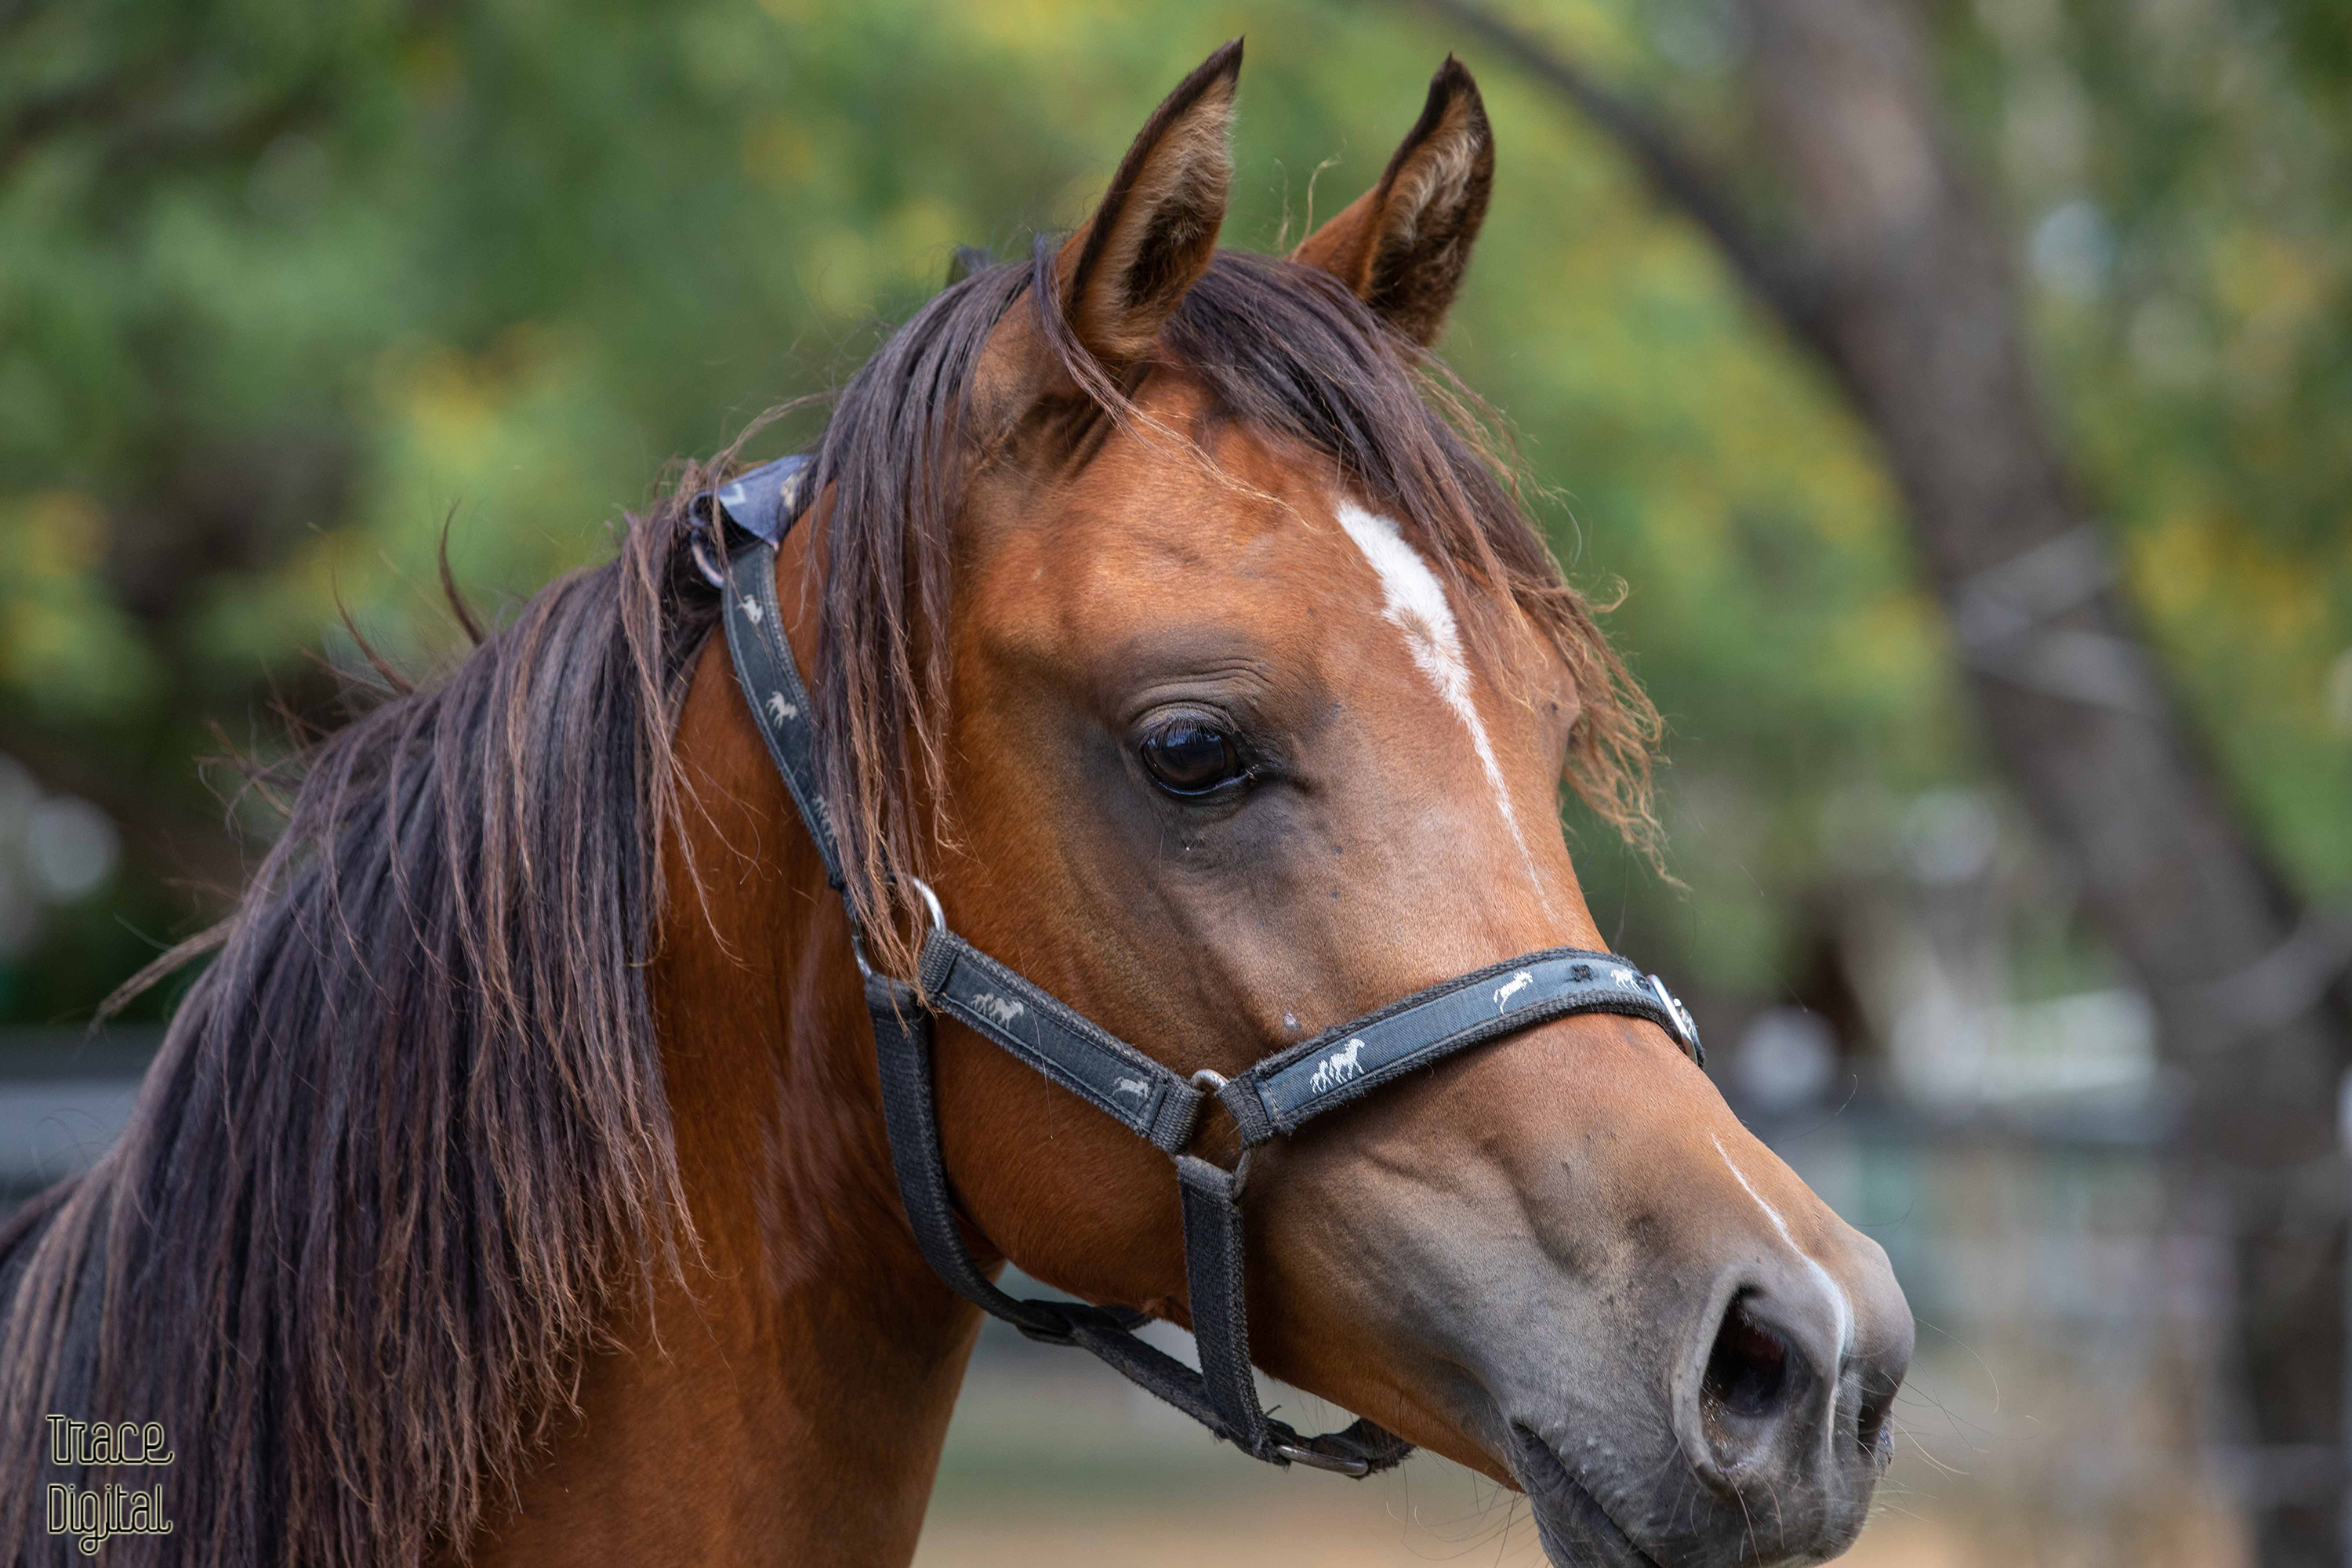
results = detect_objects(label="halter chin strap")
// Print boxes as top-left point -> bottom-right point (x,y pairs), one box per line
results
691,455 -> 1703,1476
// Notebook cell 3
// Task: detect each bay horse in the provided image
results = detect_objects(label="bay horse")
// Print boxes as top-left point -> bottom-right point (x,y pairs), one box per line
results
0,44 -> 1910,1568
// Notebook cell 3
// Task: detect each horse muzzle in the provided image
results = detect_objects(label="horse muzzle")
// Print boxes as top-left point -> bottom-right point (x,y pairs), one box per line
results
1500,1237 -> 1912,1568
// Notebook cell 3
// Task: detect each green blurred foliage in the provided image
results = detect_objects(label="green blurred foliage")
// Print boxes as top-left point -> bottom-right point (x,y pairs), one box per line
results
0,0 -> 2345,1023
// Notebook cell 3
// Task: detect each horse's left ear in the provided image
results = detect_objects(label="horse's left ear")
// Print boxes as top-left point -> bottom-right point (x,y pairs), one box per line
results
1054,39 -> 1242,369
1292,56 -> 1494,346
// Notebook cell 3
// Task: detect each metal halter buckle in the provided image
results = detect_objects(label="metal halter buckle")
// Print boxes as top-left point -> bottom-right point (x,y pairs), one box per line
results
848,874 -> 947,982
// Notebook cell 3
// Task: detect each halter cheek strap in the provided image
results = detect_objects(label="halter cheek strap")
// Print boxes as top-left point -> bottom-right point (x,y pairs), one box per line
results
691,454 -> 1703,1476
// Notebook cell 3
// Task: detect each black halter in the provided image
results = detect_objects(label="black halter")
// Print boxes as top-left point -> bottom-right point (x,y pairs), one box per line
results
691,455 -> 1703,1476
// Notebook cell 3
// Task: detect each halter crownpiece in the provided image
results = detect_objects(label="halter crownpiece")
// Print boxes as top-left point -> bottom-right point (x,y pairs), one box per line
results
691,453 -> 1703,1476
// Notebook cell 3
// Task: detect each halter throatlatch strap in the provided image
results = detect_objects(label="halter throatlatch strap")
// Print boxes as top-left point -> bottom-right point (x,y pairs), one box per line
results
694,453 -> 1701,1478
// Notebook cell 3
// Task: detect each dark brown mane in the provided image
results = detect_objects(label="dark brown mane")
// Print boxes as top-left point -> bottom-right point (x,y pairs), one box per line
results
0,505 -> 715,1567
806,242 -> 1661,977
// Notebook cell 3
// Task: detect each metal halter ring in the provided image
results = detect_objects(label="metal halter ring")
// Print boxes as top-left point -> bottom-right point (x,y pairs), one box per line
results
1646,973 -> 1703,1064
1185,1068 -> 1256,1196
687,524 -> 727,590
1273,1443 -> 1371,1477
849,873 -> 947,982
904,874 -> 946,934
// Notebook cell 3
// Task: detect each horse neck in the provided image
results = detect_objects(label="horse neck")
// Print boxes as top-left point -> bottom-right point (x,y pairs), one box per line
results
474,568 -> 982,1568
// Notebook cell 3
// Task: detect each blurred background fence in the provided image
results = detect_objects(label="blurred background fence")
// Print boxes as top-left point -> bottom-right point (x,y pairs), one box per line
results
5,0 -> 2350,1562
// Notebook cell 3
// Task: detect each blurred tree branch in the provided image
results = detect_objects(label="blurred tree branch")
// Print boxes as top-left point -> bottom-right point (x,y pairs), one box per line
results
1418,0 -> 1840,376
0,74 -> 147,174
1420,1 -> 2352,1560
1,62 -> 337,184
0,0 -> 408,180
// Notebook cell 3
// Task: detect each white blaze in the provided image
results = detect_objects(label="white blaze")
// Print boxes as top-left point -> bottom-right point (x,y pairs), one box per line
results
1711,1134 -> 1855,1363
1334,499 -> 1550,909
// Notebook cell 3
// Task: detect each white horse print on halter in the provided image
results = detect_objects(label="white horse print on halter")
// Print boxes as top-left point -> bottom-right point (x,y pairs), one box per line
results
1493,970 -> 1534,1014
967,991 -> 1025,1028
1308,1038 -> 1367,1096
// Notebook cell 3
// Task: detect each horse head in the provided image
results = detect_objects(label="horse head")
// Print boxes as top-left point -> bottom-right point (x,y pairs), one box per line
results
728,41 -> 1915,1567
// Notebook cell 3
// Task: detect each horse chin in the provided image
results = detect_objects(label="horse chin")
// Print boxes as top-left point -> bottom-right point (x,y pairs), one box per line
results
1508,1425 -> 1668,1568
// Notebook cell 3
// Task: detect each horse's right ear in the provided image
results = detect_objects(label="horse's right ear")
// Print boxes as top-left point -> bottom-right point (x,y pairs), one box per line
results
1053,40 -> 1241,370
1292,56 -> 1494,346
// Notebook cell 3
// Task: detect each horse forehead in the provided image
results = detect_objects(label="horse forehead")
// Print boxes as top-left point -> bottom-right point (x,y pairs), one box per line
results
971,430 -> 1376,645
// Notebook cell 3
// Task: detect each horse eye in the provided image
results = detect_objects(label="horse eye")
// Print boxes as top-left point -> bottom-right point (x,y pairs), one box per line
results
1139,722 -> 1246,797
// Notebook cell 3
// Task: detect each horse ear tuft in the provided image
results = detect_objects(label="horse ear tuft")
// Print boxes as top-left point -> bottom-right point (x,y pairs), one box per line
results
1054,40 -> 1242,368
1292,56 -> 1494,346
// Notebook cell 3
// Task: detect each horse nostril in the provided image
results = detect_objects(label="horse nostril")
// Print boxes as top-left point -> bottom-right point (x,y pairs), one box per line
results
1854,1369 -> 1896,1462
1702,1295 -> 1791,1430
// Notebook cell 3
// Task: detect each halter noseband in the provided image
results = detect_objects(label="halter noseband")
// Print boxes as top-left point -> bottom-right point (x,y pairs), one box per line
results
691,455 -> 1702,1477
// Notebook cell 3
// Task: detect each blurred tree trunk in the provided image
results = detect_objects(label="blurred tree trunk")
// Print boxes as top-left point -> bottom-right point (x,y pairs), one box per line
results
1425,0 -> 2352,1559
